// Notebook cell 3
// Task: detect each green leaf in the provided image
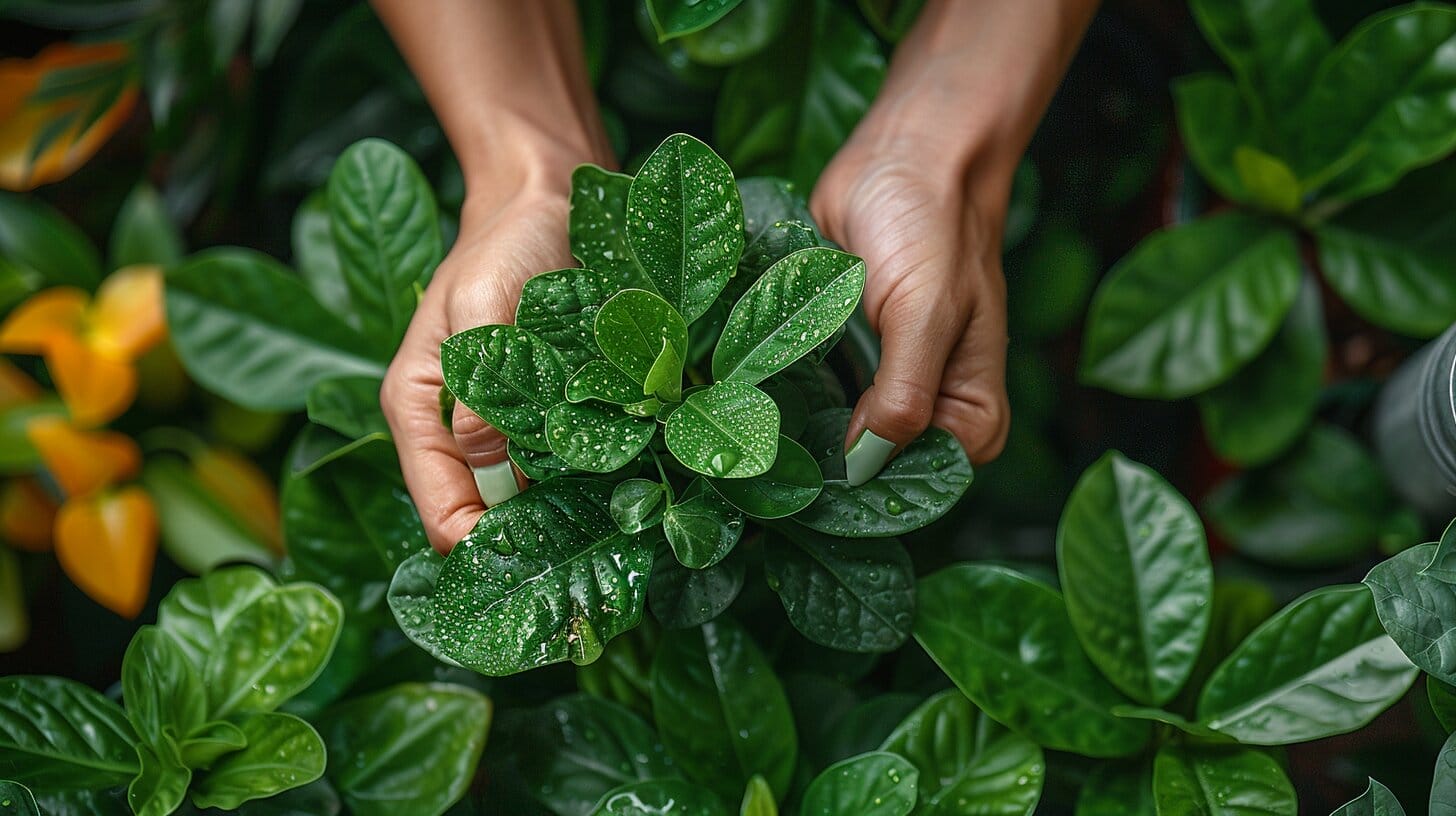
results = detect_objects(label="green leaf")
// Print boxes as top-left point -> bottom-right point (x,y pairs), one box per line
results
1291,6 -> 1456,202
519,266 -> 633,373
716,0 -> 886,190
157,566 -> 278,671
143,454 -> 277,575
441,324 -> 569,452
122,627 -> 207,751
665,381 -> 780,479
1110,706 -> 1227,740
317,683 -> 491,816
511,441 -> 577,481
738,775 -> 778,816
1080,213 -> 1302,398
1331,779 -> 1406,816
709,435 -> 821,519
594,288 -> 689,391
1076,760 -> 1155,816
1314,161 -> 1456,338
1424,520 -> 1456,583
305,376 -> 388,441
1151,745 -> 1296,816
517,694 -> 676,816
1005,218 -> 1099,342
432,479 -> 653,674
914,565 -> 1150,758
1432,677 -> 1456,734
1173,74 -> 1263,208
0,781 -> 40,816
0,676 -> 138,790
1233,146 -> 1301,215
650,541 -> 745,629
800,752 -> 917,816
651,617 -> 797,800
1198,584 -> 1415,744
0,192 -> 100,289
664,478 -> 745,569
1188,0 -> 1330,118
646,0 -> 745,40
1197,276 -> 1326,466
327,138 -> 440,352
291,191 -> 349,321
713,247 -> 864,384
1057,451 -> 1212,706
613,479 -> 668,534
1366,543 -> 1456,685
177,720 -> 247,769
591,780 -> 729,816
1205,424 -> 1415,569
879,689 -> 1045,816
644,339 -> 685,402
682,0 -> 794,66
386,549 -> 458,666
191,712 -> 325,809
166,248 -> 386,410
205,584 -> 345,717
546,402 -> 656,473
579,624 -> 659,720
794,409 -> 972,538
736,177 -> 819,277
1434,731 -> 1456,816
764,524 -> 914,653
128,742 -> 190,816
110,183 -> 183,269
626,134 -> 744,323
568,167 -> 653,296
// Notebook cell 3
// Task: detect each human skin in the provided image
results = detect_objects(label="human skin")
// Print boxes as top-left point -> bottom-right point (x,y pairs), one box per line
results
374,0 -> 1098,554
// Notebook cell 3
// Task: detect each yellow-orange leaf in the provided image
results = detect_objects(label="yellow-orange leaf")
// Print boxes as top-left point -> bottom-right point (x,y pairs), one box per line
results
25,415 -> 139,498
48,332 -> 136,426
0,287 -> 85,355
54,486 -> 156,618
0,42 -> 138,191
0,359 -> 41,409
88,265 -> 165,359
0,477 -> 56,552
193,448 -> 283,553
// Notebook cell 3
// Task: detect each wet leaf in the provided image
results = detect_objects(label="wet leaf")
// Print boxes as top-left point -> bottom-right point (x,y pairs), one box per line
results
519,266 -> 632,372
1365,544 -> 1456,685
590,779 -> 729,816
546,402 -> 656,473
799,752 -> 917,816
664,381 -> 779,479
663,478 -> 744,569
764,524 -> 914,653
0,676 -> 138,790
517,694 -> 675,816
205,584 -> 344,717
612,479 -> 668,534
191,712 -> 326,810
709,435 -> 820,519
1151,745 -> 1295,816
650,540 -> 744,629
441,324 -> 568,452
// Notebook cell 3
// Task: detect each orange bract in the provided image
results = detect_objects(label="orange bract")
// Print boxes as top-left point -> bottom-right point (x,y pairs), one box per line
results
54,486 -> 156,618
46,333 -> 137,428
0,288 -> 86,355
24,415 -> 140,498
193,448 -> 284,553
0,477 -> 57,552
0,359 -> 41,408
87,265 -> 165,359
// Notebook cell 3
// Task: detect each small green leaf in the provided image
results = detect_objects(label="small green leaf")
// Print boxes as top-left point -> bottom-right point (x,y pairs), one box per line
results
386,549 -> 458,666
1331,779 -> 1407,816
1366,543 -> 1456,685
128,742 -> 190,816
0,676 -> 138,791
646,0 -> 745,40
664,478 -> 745,569
709,435 -> 821,519
110,182 -> 183,269
682,0 -> 795,66
665,381 -> 780,479
1110,706 -> 1227,740
595,288 -> 689,391
191,712 -> 325,809
765,524 -> 914,653
157,566 -> 278,671
738,775 -> 778,816
546,402 -> 656,473
800,752 -> 917,816
568,167 -> 653,295
1151,745 -> 1296,816
650,540 -> 745,629
205,584 -> 345,718
518,694 -> 676,816
612,479 -> 668,534
177,720 -> 247,769
591,780 -> 730,816
511,440 -> 577,481
122,626 -> 207,751
518,266 -> 634,372
1423,520 -> 1456,583
644,337 -> 685,402
441,324 -> 569,452
1233,146 -> 1301,215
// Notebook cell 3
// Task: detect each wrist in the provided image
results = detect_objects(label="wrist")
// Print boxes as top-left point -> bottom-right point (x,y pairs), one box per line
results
457,111 -> 612,220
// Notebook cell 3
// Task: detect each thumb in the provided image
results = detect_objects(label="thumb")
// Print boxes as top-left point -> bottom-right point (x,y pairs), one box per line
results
451,398 -> 522,508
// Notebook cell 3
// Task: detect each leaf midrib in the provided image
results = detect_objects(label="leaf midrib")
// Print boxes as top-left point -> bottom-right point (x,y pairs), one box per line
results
719,257 -> 859,382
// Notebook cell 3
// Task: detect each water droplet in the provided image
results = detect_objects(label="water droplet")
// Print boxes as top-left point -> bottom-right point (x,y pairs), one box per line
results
708,449 -> 739,476
884,497 -> 905,516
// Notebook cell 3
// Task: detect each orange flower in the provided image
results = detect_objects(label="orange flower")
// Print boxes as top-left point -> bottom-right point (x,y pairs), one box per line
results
25,415 -> 140,498
193,448 -> 284,554
0,478 -> 56,552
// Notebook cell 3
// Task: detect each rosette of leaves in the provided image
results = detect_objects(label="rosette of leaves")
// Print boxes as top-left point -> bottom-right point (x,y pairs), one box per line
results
1080,1 -> 1456,469
389,133 -> 972,677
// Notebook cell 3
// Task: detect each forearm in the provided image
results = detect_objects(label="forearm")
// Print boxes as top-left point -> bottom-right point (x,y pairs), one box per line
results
371,0 -> 611,209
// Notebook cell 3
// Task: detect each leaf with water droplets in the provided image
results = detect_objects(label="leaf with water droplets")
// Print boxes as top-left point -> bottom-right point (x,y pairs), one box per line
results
595,289 -> 689,394
626,134 -> 744,323
204,584 -> 344,717
547,402 -> 656,474
765,523 -> 914,653
646,0 -> 745,40
1151,745 -> 1295,816
591,779 -> 730,816
709,435 -> 820,519
650,539 -> 745,629
569,359 -> 647,405
190,712 -> 326,810
713,247 -> 864,385
432,479 -> 653,675
612,479 -> 668,534
569,166 -> 655,296
665,381 -> 780,479
387,549 -> 461,667
441,324 -> 568,452
800,751 -> 917,816
795,409 -> 972,538
510,440 -> 577,481
517,694 -> 676,816
663,478 -> 744,569
518,266 -> 633,372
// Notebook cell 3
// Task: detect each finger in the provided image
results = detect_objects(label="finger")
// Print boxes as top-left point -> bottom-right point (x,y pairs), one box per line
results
452,399 -> 523,507
933,278 -> 1011,464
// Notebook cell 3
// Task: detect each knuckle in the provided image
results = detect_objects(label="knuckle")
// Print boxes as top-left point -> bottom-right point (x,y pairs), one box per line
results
452,412 -> 508,457
872,381 -> 935,437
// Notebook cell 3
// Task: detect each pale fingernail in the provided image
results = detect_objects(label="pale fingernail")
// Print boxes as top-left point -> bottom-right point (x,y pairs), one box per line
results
845,429 -> 896,487
473,462 -> 520,506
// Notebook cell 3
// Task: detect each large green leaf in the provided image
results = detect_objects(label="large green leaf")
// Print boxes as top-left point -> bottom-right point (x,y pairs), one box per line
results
568,167 -> 653,295
0,676 -> 138,791
708,435 -> 821,519
110,183 -> 184,269
625,134 -> 743,323
1057,452 -> 1212,706
794,409 -> 972,538
518,266 -> 631,372
716,0 -> 885,190
879,690 -> 1045,816
1197,276 -> 1326,466
0,781 -> 39,816
590,780 -> 729,816
1188,0 -> 1330,122
914,565 -> 1150,758
1366,543 -> 1456,685
651,617 -> 797,800
1076,760 -> 1154,816
316,683 -> 491,816
1151,745 -> 1296,816
157,567 -> 278,671
764,524 -> 914,653
122,627 -> 207,751
191,712 -> 325,810
593,289 -> 688,393
291,191 -> 349,321
432,479 -> 653,674
1314,161 -> 1456,338
1291,6 -> 1456,202
205,584 -> 344,717
713,247 -> 864,384
517,694 -> 676,816
166,248 -> 386,410
1080,213 -> 1301,398
440,324 -> 569,452
646,0 -> 744,39
649,543 -> 745,629
800,752 -> 917,816
0,192 -> 100,289
1331,779 -> 1407,816
546,402 -> 656,473
1197,584 -> 1415,744
664,381 -> 780,479
663,479 -> 744,571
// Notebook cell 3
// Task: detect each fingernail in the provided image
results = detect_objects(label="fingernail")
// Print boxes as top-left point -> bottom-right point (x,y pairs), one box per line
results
473,462 -> 520,506
845,429 -> 896,487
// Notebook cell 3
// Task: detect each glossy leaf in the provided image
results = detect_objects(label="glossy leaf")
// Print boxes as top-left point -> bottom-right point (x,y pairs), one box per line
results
880,689 -> 1045,816
157,566 -> 276,671
441,324 -> 568,452
626,134 -> 744,323
511,441 -> 577,482
646,0 -> 744,39
205,584 -> 345,717
1197,584 -> 1416,744
568,167 -> 652,297
546,402 -> 656,473
663,478 -> 744,569
0,676 -> 138,790
1057,451 -> 1212,705
1422,520 -> 1456,583
591,780 -> 729,816
709,435 -> 821,519
519,266 -> 631,372
1188,0 -> 1330,118
650,541 -> 745,629
1366,543 -> 1456,685
1080,213 -> 1301,398
0,781 -> 39,816
386,549 -> 458,666
517,694 -> 675,816
612,479 -> 668,534
1434,730 -> 1456,816
570,359 -> 649,406
800,752 -> 917,816
432,479 -> 653,674
795,409 -> 972,538
110,183 -> 183,269
122,626 -> 206,750
765,524 -> 914,653
1076,760 -> 1155,816
128,741 -> 189,816
291,191 -> 348,320
651,617 -> 797,800
682,0 -> 793,66
914,565 -> 1150,758
738,775 -> 777,816
191,712 -> 325,810
166,249 -> 385,410
713,247 -> 864,384
177,720 -> 247,769
317,683 -> 491,816
1151,745 -> 1296,816
306,375 -> 388,441
665,381 -> 780,479
1331,779 -> 1406,816
1431,677 -> 1456,734
736,178 -> 818,278
593,288 -> 688,390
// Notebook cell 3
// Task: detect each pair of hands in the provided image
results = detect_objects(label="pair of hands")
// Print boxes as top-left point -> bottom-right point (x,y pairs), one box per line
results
382,129 -> 1013,553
